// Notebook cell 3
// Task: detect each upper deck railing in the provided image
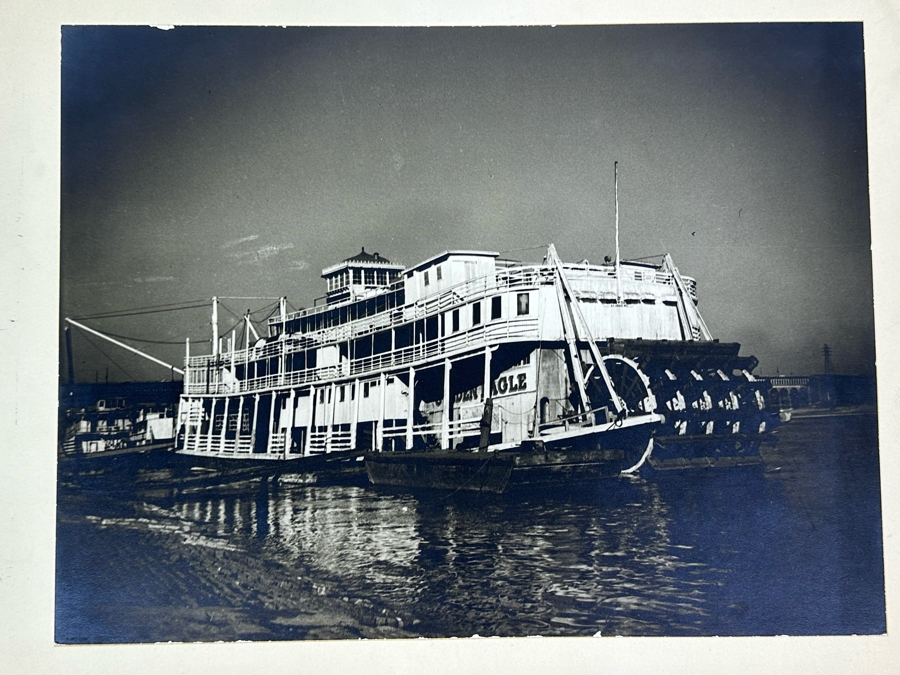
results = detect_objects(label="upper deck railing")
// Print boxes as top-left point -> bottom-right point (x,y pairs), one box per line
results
185,314 -> 540,395
183,259 -> 695,395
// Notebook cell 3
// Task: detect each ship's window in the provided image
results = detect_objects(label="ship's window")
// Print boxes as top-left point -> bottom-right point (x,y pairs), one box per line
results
395,323 -> 413,348
517,293 -> 530,316
426,316 -> 439,341
364,382 -> 370,398
373,330 -> 391,355
353,269 -> 362,284
452,309 -> 460,332
351,383 -> 356,400
354,335 -> 373,359
472,302 -> 481,326
377,270 -> 387,285
491,296 -> 502,320
436,265 -> 442,281
365,269 -> 375,285
424,270 -> 430,286
319,390 -> 325,403
340,385 -> 346,402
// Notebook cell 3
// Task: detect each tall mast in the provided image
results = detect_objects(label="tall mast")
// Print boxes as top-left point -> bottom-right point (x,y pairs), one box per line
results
211,296 -> 219,356
614,161 -> 623,305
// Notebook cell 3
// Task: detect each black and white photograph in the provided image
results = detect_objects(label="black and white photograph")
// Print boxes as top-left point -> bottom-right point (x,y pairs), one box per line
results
53,22 -> 884,643
2,3 -> 899,673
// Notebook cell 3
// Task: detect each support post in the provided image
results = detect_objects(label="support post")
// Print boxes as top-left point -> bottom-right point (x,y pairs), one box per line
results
377,373 -> 387,451
181,397 -> 192,452
285,388 -> 296,458
325,383 -> 335,452
307,386 -> 316,456
265,393 -> 278,454
482,345 -> 492,401
442,359 -> 452,449
220,397 -> 229,451
205,399 -> 216,453
250,393 -> 260,452
236,395 -> 246,452
406,366 -> 415,451
351,378 -> 360,450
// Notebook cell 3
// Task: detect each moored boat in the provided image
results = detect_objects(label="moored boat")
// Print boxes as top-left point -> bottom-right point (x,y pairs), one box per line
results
170,234 -> 782,492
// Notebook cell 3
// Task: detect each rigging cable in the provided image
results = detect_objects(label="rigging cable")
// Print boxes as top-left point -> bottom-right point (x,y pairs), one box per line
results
86,331 -> 210,346
73,300 -> 211,321
77,330 -> 137,380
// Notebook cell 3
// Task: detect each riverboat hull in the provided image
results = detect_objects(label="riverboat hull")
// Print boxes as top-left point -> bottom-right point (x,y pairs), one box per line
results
365,419 -> 657,493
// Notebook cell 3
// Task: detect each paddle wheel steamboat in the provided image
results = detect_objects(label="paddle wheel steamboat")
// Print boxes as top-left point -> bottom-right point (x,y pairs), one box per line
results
173,242 -> 781,490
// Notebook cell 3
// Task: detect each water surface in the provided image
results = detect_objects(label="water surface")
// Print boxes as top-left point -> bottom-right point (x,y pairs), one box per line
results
56,412 -> 885,642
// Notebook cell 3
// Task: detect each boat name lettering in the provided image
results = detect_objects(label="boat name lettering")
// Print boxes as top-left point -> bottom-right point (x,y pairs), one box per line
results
454,373 -> 529,403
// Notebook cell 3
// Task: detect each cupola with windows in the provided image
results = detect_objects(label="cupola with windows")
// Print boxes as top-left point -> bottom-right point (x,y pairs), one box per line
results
320,247 -> 406,304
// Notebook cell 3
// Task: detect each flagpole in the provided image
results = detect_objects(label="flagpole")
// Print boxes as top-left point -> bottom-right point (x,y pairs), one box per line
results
614,161 -> 623,304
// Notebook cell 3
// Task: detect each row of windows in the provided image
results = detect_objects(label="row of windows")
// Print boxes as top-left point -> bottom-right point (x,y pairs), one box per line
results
326,268 -> 402,292
314,377 -> 395,404
423,265 -> 443,286
212,410 -> 251,435
240,293 -> 532,380
285,289 -> 405,334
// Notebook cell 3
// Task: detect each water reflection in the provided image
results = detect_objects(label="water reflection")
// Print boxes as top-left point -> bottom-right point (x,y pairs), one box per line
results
137,475 -> 732,636
57,414 -> 885,640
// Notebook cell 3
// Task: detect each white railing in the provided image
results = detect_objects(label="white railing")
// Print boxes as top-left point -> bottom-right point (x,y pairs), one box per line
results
184,315 -> 540,395
265,264 -> 552,343
305,430 -> 353,454
184,258 -> 693,395
380,417 -> 481,441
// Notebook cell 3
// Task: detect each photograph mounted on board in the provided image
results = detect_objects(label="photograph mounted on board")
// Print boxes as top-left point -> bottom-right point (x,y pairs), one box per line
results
56,23 -> 883,643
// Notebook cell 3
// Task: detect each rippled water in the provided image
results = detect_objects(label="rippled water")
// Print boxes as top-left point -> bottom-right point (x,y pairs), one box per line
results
56,412 -> 885,642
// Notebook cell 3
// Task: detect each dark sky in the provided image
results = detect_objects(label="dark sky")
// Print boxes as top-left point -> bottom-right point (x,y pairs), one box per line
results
60,24 -> 875,382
